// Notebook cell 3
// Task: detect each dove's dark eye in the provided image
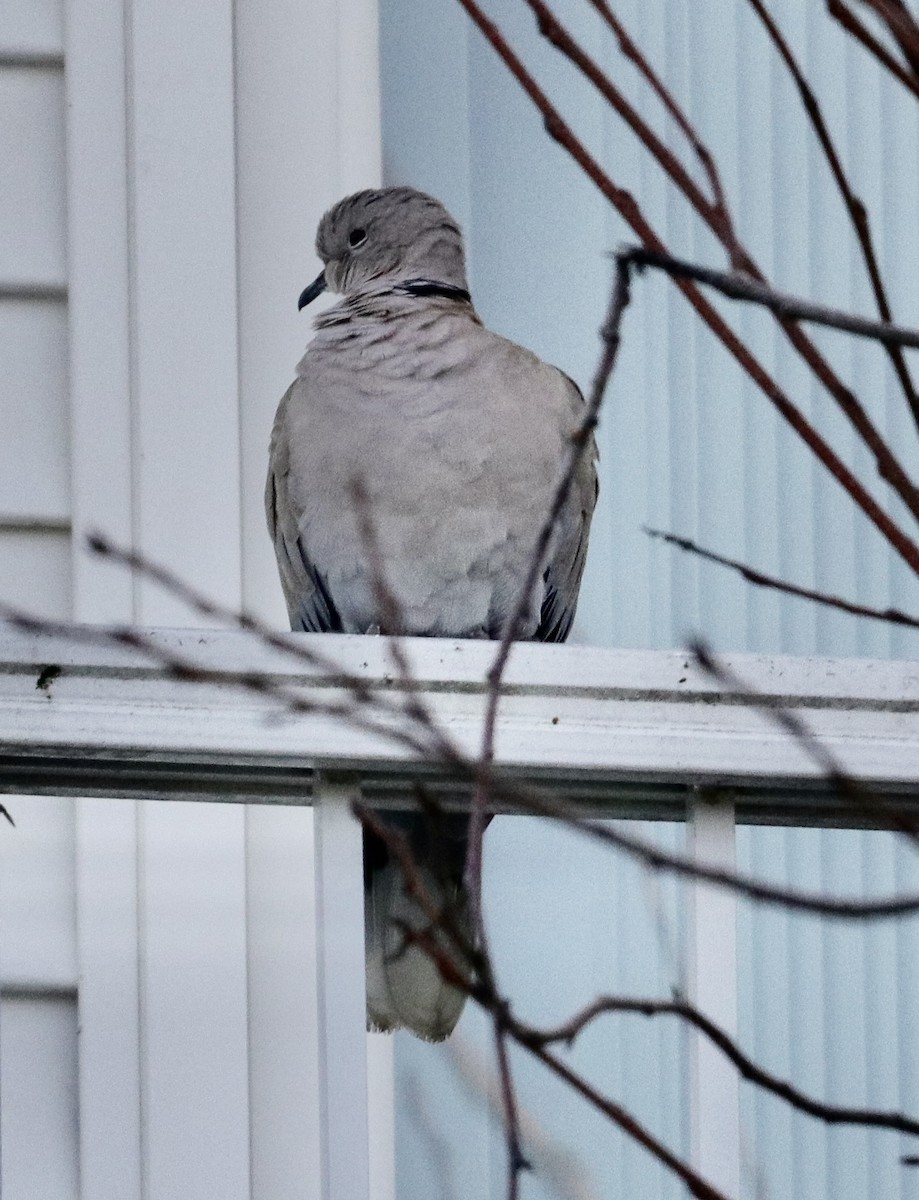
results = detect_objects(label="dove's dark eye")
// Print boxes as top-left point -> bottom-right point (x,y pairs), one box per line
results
348,228 -> 367,248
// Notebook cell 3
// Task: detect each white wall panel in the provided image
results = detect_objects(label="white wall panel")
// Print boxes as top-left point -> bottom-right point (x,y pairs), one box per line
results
0,530 -> 72,617
4,0 -> 384,1195
123,1 -> 252,1195
0,67 -> 66,287
0,796 -> 76,988
128,0 -> 242,623
0,0 -> 63,55
0,299 -> 70,522
0,996 -> 79,1200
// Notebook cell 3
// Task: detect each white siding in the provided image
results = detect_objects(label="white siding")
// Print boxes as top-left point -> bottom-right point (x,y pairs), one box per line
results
380,2 -> 919,1198
0,996 -> 79,1200
0,4 -> 76,1194
0,299 -> 70,523
2,0 -> 383,1197
0,0 -> 63,54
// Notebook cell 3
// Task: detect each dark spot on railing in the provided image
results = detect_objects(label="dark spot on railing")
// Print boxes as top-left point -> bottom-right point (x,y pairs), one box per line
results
36,664 -> 62,692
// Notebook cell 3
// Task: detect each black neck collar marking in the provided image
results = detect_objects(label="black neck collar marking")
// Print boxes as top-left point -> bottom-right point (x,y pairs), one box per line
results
396,278 -> 472,304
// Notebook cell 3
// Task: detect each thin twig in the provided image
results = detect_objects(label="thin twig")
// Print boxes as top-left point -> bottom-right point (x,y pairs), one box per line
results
492,788 -> 919,919
856,0 -> 919,75
645,526 -> 919,629
515,1038 -> 731,1200
359,782 -> 919,1192
359,797 -> 919,1176
355,803 -> 530,1199
493,1018 -> 531,1200
454,0 -> 919,574
465,258 -> 629,922
622,245 -> 919,349
8,585 -> 919,923
829,0 -> 919,98
747,0 -> 919,428
690,639 -> 919,846
8,579 -> 919,922
524,0 -> 741,258
463,250 -> 627,1200
518,994 -> 919,1137
586,0 -> 738,252
519,1 -> 919,523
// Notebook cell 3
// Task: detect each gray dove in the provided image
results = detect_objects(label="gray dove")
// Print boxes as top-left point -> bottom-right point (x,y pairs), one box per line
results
266,186 -> 597,1040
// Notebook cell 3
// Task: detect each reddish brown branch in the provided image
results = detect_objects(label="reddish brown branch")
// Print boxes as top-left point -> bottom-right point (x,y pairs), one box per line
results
747,0 -> 919,429
871,0 -> 919,69
520,0 -> 919,522
515,1037 -> 731,1200
623,245 -> 919,348
587,0 -> 737,247
829,0 -> 919,98
857,0 -> 919,73
524,0 -> 741,257
465,257 -> 630,923
355,804 -> 529,1199
8,575 -> 919,923
646,526 -> 919,629
691,640 -> 919,846
354,806 -> 729,1200
454,0 -> 919,575
520,994 -> 919,1137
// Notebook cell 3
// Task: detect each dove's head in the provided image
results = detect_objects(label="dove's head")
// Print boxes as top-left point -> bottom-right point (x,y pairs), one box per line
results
298,187 -> 469,309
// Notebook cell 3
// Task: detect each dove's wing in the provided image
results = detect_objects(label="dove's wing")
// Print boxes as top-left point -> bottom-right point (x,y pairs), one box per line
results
265,383 -> 344,633
536,373 -> 599,644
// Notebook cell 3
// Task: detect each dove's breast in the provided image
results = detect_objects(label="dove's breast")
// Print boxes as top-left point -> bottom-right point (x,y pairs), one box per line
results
279,307 -> 583,637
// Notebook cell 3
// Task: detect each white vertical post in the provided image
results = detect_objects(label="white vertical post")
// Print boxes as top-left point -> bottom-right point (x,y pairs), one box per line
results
313,774 -> 371,1200
689,791 -> 740,1197
367,1033 -> 395,1200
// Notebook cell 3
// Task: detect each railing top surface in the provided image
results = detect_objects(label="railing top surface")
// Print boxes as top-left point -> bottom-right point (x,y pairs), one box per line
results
0,626 -> 916,822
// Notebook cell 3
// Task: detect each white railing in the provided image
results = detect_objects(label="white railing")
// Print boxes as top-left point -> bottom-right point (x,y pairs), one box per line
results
1,627 -> 917,1199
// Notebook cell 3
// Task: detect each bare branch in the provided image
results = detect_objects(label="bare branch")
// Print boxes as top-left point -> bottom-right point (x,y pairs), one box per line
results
465,256 -> 630,928
514,1037 -> 732,1200
645,526 -> 919,629
621,245 -> 919,349
519,994 -> 919,1137
517,1 -> 919,526
746,0 -> 919,429
455,0 -> 919,575
9,579 -> 919,922
856,0 -> 919,74
690,640 -> 919,847
829,0 -> 919,99
496,791 -> 919,919
856,0 -> 919,70
355,803 -> 530,1199
586,0 -> 737,248
524,0 -> 742,258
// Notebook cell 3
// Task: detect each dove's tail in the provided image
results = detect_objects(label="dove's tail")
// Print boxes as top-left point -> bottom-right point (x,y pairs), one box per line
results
363,812 -> 471,1042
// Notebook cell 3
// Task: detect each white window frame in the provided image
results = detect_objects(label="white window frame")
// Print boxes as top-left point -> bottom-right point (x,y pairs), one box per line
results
2,625 -> 917,1199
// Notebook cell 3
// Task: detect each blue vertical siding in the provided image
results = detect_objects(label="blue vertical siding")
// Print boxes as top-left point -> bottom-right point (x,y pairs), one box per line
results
381,1 -> 919,1196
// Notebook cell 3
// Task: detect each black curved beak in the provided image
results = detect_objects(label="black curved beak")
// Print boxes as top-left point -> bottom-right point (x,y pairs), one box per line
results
298,270 -> 327,310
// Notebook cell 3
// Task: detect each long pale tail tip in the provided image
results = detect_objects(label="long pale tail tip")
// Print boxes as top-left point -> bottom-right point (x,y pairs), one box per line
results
365,862 -> 469,1041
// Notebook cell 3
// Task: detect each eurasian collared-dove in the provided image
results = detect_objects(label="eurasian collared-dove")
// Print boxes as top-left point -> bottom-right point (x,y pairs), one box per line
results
266,186 -> 597,1040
